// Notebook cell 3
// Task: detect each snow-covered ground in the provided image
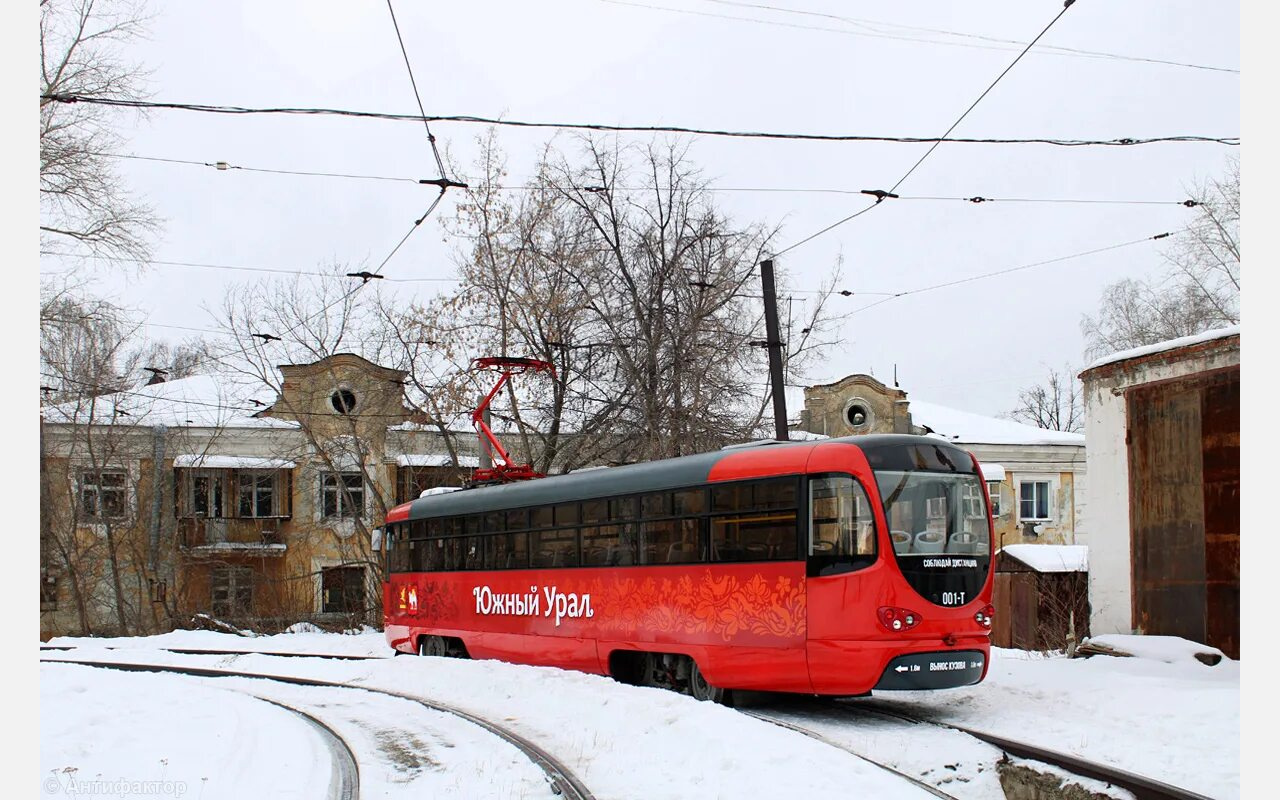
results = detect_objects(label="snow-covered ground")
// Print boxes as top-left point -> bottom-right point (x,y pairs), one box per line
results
47,623 -> 391,658
41,629 -> 1239,799
872,639 -> 1239,799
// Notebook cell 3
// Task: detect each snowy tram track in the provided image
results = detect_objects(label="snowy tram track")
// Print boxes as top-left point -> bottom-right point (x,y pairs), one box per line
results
819,699 -> 1214,800
252,696 -> 360,800
740,708 -> 962,800
41,657 -> 595,800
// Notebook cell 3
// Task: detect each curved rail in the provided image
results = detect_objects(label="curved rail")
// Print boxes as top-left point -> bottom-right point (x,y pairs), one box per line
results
41,656 -> 595,800
830,699 -> 1214,800
254,696 -> 360,800
740,709 -> 960,800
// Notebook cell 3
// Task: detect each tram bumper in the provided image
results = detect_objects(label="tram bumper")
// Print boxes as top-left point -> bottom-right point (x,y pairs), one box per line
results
873,650 -> 986,690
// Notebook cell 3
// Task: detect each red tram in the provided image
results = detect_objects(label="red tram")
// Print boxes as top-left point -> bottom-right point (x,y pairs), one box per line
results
382,434 -> 995,702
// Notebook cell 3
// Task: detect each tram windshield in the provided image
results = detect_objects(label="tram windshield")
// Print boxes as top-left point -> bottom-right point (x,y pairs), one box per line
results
875,471 -> 991,558
874,469 -> 992,608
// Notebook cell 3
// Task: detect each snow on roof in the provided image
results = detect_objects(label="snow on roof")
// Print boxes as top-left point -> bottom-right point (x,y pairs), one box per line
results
42,373 -> 294,430
999,544 -> 1088,572
786,429 -> 829,441
396,453 -> 480,468
979,463 -> 1005,481
172,454 -> 296,470
185,542 -> 288,553
909,399 -> 1085,446
420,486 -> 463,498
1084,325 -> 1239,371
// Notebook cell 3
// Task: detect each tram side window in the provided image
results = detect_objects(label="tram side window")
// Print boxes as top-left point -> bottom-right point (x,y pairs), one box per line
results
491,531 -> 528,570
673,488 -> 706,516
580,525 -> 606,565
531,528 -> 579,568
809,475 -> 877,576
711,478 -> 796,513
463,536 -> 484,570
711,509 -> 797,561
391,527 -> 411,573
581,499 -> 607,524
386,527 -> 401,572
555,503 -> 580,526
642,491 -> 671,518
641,518 -> 701,564
442,537 -> 464,571
530,506 -> 553,529
424,538 -> 444,571
755,479 -> 798,510
584,524 -> 637,566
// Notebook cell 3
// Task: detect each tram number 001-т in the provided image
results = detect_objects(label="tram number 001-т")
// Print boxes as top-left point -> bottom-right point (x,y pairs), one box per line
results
940,591 -> 967,606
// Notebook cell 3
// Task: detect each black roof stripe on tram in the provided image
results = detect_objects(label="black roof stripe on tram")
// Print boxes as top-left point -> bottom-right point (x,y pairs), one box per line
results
402,434 -> 975,521
406,448 -> 732,520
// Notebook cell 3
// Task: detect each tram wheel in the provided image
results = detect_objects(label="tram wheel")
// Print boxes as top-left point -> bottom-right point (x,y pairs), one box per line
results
419,636 -> 449,657
687,658 -> 730,705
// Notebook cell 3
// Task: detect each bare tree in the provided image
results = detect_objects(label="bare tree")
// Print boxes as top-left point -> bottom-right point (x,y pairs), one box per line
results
41,275 -> 209,399
40,0 -> 157,261
1008,365 -> 1083,433
436,133 -> 845,470
213,271 -> 434,626
1081,158 -> 1239,360
40,288 -> 182,636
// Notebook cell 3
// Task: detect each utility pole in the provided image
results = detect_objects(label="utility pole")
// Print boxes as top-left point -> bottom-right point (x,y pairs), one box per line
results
759,259 -> 789,441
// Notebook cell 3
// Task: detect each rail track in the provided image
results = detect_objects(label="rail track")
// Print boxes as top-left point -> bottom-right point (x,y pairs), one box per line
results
753,697 -> 1214,800
253,696 -> 360,800
41,655 -> 595,800
740,708 -> 964,799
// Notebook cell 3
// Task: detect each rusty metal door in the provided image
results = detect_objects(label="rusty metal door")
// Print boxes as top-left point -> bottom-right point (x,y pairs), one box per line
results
1127,368 -> 1239,658
1128,380 -> 1207,644
1200,372 -> 1240,659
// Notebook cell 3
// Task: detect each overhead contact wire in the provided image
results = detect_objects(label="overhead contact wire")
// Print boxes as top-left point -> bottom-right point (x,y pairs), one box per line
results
772,0 -> 1079,259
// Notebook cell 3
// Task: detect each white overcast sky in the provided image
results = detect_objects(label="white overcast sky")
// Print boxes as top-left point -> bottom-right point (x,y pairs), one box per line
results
31,0 -> 1243,417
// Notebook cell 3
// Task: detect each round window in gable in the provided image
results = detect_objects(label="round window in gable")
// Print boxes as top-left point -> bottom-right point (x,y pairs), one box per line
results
331,389 -> 357,415
845,401 -> 872,430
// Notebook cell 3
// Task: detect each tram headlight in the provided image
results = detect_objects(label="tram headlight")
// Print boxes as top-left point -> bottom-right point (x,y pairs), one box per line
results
974,604 -> 995,628
877,606 -> 922,632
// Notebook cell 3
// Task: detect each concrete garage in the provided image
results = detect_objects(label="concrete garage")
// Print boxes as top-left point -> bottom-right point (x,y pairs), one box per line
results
1080,326 -> 1239,658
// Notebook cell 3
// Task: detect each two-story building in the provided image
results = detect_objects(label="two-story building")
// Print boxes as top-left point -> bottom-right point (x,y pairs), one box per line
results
40,353 -> 478,638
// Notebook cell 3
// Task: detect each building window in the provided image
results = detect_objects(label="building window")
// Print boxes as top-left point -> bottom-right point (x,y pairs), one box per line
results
322,566 -> 365,613
238,471 -> 277,517
987,482 -> 1002,517
190,472 -> 225,518
211,566 -> 253,617
1019,480 -> 1051,521
396,465 -> 465,504
321,472 -> 364,518
79,470 -> 128,520
331,389 -> 357,414
845,401 -> 872,429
